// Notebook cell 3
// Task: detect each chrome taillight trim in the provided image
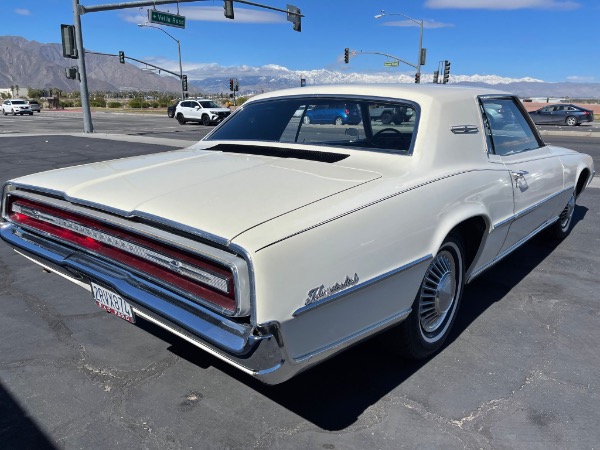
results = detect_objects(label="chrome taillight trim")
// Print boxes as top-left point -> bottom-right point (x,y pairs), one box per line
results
12,201 -> 231,294
2,185 -> 252,317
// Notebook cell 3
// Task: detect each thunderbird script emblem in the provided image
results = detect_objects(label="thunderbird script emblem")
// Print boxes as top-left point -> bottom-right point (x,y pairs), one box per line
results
306,274 -> 359,306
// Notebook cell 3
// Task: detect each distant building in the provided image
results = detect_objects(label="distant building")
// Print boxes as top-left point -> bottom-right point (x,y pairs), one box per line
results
0,87 -> 29,98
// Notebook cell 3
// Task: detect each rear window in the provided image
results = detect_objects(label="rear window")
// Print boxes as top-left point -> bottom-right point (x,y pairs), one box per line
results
206,97 -> 418,154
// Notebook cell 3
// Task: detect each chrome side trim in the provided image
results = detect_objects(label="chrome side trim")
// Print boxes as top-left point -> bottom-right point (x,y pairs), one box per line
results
293,254 -> 432,317
512,186 -> 573,222
468,216 -> 558,282
294,307 -> 412,363
257,170 -> 484,252
492,186 -> 573,230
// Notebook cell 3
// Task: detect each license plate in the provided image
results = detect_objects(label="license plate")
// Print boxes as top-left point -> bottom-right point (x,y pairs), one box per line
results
91,282 -> 135,323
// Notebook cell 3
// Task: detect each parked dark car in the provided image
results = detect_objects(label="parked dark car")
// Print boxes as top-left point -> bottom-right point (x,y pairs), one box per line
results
167,101 -> 178,118
302,103 -> 361,125
529,104 -> 594,126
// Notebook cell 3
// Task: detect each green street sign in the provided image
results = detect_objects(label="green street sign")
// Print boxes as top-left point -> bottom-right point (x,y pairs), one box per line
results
148,9 -> 186,29
384,61 -> 399,67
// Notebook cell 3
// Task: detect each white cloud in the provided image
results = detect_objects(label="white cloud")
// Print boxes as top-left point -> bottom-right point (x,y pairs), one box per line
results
425,0 -> 580,10
15,8 -> 31,16
381,19 -> 454,29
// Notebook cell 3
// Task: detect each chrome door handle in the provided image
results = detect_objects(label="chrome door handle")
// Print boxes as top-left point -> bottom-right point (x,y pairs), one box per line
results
511,170 -> 528,187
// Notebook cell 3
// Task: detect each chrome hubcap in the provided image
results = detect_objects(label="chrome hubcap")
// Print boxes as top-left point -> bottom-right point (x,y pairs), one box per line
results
419,252 -> 456,333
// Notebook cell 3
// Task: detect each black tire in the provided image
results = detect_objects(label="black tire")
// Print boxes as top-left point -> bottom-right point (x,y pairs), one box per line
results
392,233 -> 465,359
334,117 -> 344,126
548,191 -> 575,240
202,115 -> 211,126
29,112 -> 33,116
12,110 -> 16,116
565,116 -> 578,126
380,111 -> 392,125
176,113 -> 187,125
168,111 -> 174,118
2,110 -> 6,115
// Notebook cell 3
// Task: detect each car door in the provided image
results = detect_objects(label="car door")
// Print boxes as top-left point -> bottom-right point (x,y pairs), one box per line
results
532,106 -> 555,124
481,97 -> 566,253
186,101 -> 201,121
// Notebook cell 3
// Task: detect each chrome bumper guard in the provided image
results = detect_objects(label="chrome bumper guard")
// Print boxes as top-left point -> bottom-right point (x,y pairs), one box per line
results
1,223 -> 289,384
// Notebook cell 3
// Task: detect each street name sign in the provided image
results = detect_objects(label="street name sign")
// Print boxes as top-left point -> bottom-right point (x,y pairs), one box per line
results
384,61 -> 399,67
148,9 -> 186,29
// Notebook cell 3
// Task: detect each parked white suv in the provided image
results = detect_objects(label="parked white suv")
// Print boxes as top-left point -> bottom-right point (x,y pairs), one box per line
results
174,99 -> 231,126
2,99 -> 33,116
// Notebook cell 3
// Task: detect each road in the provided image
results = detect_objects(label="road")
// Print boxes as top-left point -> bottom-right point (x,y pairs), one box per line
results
0,112 -> 599,449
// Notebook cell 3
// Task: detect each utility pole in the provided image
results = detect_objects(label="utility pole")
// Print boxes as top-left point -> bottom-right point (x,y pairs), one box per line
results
72,0 -> 93,132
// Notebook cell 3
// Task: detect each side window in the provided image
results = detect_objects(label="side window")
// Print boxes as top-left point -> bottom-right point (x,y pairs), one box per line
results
481,98 -> 542,156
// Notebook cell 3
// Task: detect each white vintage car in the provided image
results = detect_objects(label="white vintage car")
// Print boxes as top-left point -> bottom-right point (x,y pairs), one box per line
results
0,85 -> 595,384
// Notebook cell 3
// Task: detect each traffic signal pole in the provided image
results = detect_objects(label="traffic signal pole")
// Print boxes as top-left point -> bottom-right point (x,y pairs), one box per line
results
72,0 -> 93,133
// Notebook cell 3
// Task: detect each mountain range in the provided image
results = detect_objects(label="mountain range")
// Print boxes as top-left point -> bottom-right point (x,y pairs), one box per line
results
1,36 -> 599,99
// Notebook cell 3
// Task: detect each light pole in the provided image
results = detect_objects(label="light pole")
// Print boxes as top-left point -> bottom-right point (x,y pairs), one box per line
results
137,23 -> 184,100
375,10 -> 424,82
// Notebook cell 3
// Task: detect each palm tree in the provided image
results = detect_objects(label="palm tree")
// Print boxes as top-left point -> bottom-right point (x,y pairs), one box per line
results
10,85 -> 14,97
15,85 -> 19,96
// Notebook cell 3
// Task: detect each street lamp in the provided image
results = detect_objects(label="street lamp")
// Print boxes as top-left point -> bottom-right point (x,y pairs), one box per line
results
375,10 -> 424,82
137,23 -> 184,100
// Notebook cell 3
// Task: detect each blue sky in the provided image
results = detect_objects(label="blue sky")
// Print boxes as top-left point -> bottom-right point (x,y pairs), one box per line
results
3,0 -> 599,83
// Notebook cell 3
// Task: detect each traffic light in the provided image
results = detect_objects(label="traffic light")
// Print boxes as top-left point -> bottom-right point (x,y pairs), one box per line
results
415,72 -> 420,84
229,78 -> 234,91
181,75 -> 188,92
60,24 -> 77,59
65,67 -> 78,80
433,70 -> 439,84
119,51 -> 125,64
287,5 -> 301,32
443,60 -> 451,84
344,48 -> 349,64
234,79 -> 239,92
224,0 -> 234,19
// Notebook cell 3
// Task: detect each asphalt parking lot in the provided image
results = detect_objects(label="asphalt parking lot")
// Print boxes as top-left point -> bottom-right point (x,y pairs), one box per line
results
0,129 -> 599,449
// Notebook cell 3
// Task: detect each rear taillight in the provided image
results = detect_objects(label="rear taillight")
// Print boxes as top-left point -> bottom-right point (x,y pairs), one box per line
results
8,197 -> 237,313
345,109 -> 350,115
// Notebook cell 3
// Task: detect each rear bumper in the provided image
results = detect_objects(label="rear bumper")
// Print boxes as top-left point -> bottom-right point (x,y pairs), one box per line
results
0,222 -> 295,384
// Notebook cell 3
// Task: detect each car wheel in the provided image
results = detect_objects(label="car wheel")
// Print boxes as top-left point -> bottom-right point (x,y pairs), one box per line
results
2,109 -> 6,116
549,191 -> 575,240
202,115 -> 211,126
391,233 -> 465,359
334,117 -> 344,126
168,111 -> 174,118
176,113 -> 187,125
380,112 -> 392,125
12,110 -> 16,116
29,112 -> 33,116
303,116 -> 311,125
565,116 -> 578,126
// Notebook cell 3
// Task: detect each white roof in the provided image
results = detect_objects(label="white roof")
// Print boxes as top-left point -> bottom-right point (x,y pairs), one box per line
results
250,84 -> 511,104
